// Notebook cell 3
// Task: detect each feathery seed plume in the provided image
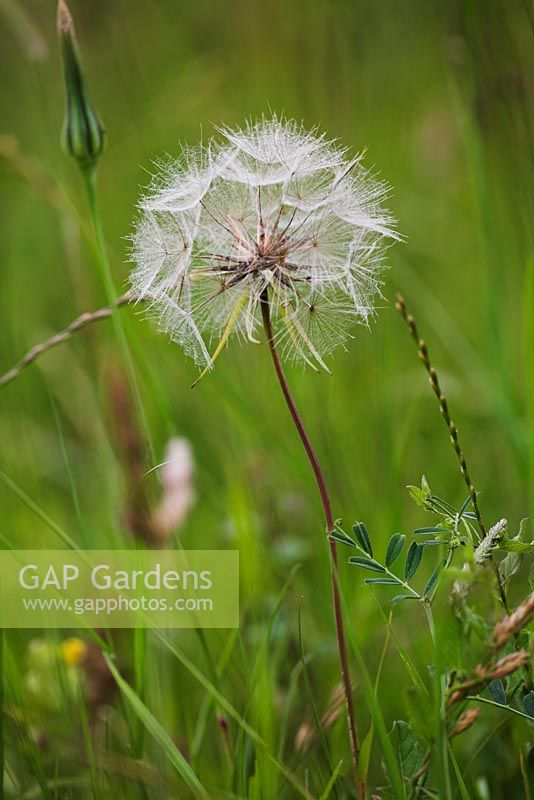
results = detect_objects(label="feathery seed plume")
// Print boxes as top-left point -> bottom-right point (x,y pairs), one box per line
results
474,518 -> 506,565
130,117 -> 399,374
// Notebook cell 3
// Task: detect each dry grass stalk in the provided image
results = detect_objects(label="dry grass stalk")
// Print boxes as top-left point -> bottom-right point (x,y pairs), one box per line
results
491,591 -> 534,650
294,682 -> 347,754
449,650 -> 530,705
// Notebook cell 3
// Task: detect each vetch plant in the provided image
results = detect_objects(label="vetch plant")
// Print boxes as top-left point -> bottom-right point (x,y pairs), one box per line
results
331,298 -> 534,798
129,116 -> 400,793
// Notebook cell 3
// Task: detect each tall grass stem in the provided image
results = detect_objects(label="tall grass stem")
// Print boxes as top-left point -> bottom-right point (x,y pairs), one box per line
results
395,293 -> 509,613
260,290 -> 362,797
82,167 -> 153,460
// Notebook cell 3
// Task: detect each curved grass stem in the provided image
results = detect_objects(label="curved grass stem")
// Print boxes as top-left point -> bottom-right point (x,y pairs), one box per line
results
260,290 -> 362,797
0,294 -> 134,388
395,293 -> 510,614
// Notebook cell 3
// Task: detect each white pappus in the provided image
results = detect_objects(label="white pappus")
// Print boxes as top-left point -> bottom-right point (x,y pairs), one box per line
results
129,117 -> 400,374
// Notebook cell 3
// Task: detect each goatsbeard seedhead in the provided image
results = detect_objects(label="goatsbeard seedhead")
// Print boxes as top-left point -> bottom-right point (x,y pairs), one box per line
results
129,117 -> 400,373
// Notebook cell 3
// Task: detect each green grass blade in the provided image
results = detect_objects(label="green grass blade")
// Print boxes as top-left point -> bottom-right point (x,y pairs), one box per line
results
5,647 -> 52,800
0,470 -> 80,550
154,630 -> 316,800
50,398 -> 88,546
191,628 -> 239,766
341,591 -> 406,800
277,659 -> 306,761
319,760 -> 343,800
132,626 -> 147,759
298,600 -> 336,793
372,597 -> 429,696
358,606 -> 394,787
447,741 -> 473,800
104,655 -> 210,800
78,684 -> 103,800
245,564 -> 301,709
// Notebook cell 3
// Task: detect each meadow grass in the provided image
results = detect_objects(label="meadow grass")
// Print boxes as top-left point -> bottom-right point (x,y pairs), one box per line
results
0,1 -> 533,797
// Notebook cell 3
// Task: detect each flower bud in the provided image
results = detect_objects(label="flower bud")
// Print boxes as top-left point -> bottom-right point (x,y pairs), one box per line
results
489,650 -> 530,679
57,0 -> 105,170
451,708 -> 480,737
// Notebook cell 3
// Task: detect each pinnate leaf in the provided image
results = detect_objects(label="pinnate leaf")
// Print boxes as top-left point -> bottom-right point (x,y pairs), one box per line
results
404,542 -> 423,581
352,522 -> 373,557
385,533 -> 405,567
329,529 -> 356,548
349,556 -> 385,573
488,679 -> 506,706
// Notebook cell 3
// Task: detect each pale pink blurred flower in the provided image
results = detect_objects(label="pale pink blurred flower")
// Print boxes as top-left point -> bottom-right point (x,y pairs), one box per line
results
152,437 -> 196,539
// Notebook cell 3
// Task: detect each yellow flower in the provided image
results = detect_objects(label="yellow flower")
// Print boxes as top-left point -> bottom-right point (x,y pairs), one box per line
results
60,637 -> 87,667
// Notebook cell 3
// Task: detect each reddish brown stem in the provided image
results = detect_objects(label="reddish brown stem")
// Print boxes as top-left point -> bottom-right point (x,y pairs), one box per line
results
260,293 -> 362,795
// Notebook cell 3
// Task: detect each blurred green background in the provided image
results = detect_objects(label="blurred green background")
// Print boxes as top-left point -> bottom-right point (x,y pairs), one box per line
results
1,1 -> 533,797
